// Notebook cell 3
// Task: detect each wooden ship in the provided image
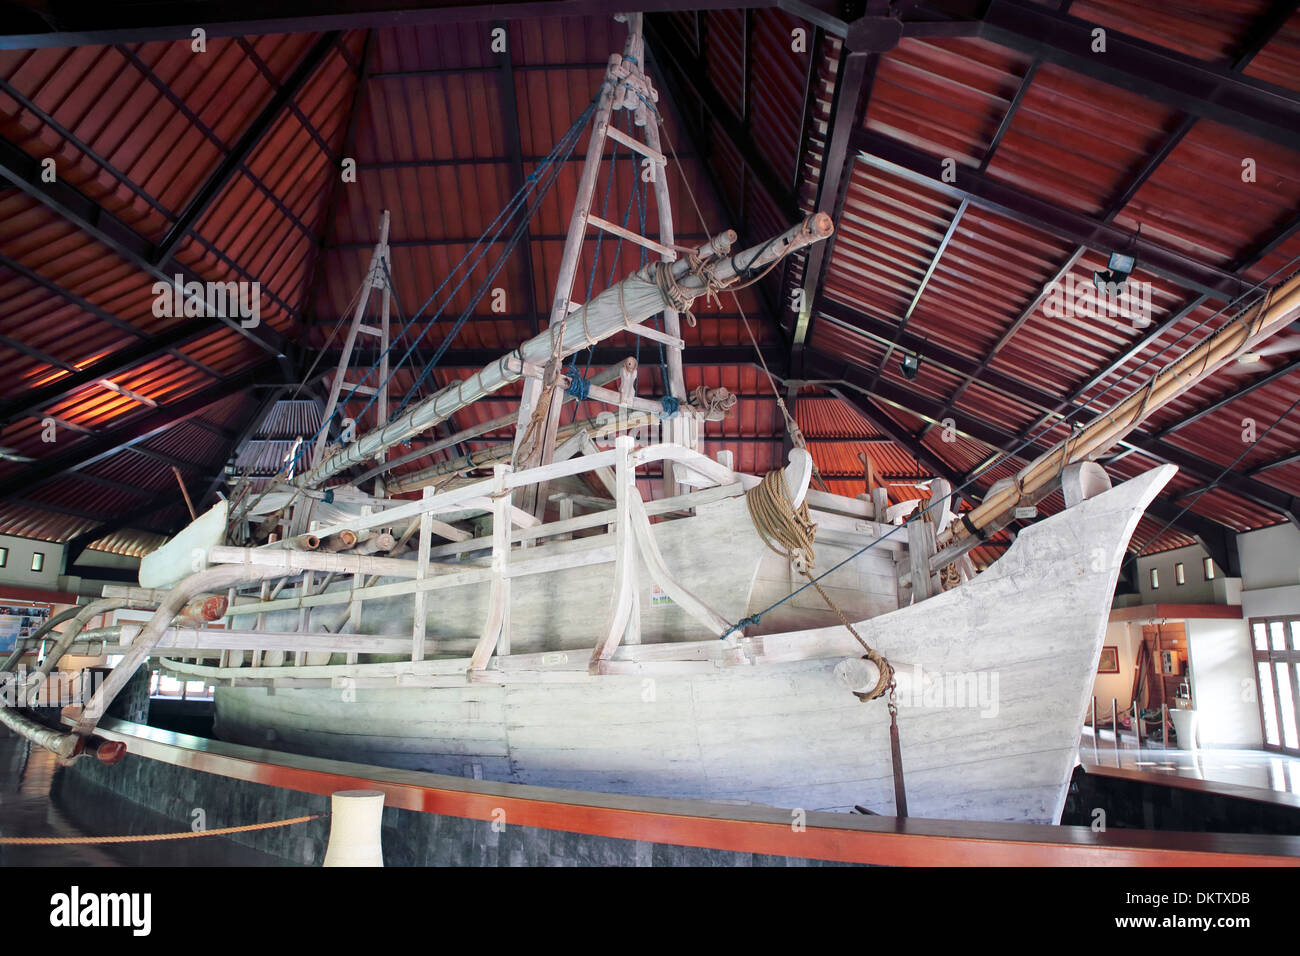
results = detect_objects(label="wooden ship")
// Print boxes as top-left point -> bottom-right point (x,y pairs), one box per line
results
4,14 -> 1300,825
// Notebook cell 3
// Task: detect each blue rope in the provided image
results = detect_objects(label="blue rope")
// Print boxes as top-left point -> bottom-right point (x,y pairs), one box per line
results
659,395 -> 679,418
563,364 -> 590,401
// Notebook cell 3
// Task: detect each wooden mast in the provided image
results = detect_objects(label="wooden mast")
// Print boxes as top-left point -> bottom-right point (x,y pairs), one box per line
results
512,13 -> 683,515
297,215 -> 831,489
314,210 -> 392,465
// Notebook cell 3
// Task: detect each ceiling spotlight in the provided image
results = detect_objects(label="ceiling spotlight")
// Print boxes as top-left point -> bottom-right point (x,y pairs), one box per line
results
1094,250 -> 1137,291
900,351 -> 920,381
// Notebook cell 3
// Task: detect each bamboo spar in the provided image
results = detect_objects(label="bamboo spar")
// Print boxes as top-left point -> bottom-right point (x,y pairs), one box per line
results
299,214 -> 834,488
939,270 -> 1300,552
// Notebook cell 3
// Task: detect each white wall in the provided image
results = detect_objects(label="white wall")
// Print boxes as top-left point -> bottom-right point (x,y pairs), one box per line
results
0,533 -> 63,590
1135,543 -> 1229,604
1185,617 -> 1262,749
1238,523 -> 1300,620
1089,621 -> 1142,714
0,533 -> 142,599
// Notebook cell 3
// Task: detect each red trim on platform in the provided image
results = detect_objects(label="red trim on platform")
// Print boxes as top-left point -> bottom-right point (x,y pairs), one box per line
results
90,720 -> 1300,867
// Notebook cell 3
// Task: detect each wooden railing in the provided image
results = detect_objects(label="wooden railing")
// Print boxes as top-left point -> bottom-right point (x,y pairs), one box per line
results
106,438 -> 773,684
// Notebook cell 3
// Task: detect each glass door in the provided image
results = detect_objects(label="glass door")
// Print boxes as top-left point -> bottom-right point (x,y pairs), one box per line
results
1251,617 -> 1300,755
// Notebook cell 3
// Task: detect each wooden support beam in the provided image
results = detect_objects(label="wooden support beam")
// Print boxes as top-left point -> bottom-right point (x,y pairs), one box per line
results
852,129 -> 1246,301
412,486 -> 434,662
469,465 -> 512,673
0,361 -> 285,503
794,49 -> 874,363
907,518 -> 937,601
591,436 -> 640,669
154,32 -> 341,265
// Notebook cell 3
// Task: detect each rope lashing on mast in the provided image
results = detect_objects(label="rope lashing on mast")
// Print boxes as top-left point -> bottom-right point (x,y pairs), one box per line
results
689,385 -> 737,421
563,364 -> 591,401
653,253 -> 724,328
741,470 -> 895,703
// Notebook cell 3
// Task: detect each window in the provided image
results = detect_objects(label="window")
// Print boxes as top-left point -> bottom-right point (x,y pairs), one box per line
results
30,552 -> 43,573
0,546 -> 7,568
1203,557 -> 1215,581
1250,616 -> 1300,756
1150,567 -> 1160,589
1175,562 -> 1185,585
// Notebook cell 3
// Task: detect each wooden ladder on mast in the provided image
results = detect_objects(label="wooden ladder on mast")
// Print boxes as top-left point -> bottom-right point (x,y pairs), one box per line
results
288,211 -> 394,539
313,210 -> 395,476
512,12 -> 688,517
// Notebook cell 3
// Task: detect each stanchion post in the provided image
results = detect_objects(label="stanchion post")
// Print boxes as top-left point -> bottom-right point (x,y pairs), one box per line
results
323,790 -> 386,867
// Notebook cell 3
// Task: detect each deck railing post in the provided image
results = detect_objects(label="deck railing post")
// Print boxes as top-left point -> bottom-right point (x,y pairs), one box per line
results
469,465 -> 512,672
590,435 -> 640,670
323,790 -> 385,867
412,486 -> 434,662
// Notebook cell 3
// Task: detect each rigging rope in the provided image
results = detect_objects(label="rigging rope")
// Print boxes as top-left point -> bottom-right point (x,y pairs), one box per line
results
286,90 -> 602,478
655,56 -> 1300,613
743,470 -> 894,703
652,111 -> 829,492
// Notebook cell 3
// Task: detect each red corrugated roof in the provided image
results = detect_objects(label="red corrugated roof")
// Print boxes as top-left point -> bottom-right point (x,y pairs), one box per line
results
0,4 -> 1295,570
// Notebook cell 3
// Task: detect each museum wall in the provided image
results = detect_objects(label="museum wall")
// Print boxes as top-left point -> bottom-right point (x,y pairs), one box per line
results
1186,617 -> 1261,749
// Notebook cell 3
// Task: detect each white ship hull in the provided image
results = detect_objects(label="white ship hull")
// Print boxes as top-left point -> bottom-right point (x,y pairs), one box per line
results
176,464 -> 1175,824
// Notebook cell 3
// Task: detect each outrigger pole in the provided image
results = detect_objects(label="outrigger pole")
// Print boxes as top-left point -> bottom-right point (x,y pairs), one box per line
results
939,269 -> 1300,555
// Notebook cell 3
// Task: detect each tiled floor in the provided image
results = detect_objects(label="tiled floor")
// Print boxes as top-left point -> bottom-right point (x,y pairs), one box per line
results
1078,730 -> 1300,798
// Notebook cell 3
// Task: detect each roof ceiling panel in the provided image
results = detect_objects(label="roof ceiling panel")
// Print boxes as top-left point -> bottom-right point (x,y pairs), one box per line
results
0,7 -> 1296,558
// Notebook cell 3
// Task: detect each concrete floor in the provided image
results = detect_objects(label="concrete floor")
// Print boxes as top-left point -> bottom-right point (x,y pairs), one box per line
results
1078,730 -> 1300,798
0,734 -> 287,865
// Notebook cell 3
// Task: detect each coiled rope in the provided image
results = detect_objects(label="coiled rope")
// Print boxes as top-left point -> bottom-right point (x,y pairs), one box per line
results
744,470 -> 894,702
0,813 -> 324,846
651,252 -> 724,328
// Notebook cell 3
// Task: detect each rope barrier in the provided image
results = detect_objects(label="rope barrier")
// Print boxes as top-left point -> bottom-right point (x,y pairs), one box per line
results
0,813 -> 324,846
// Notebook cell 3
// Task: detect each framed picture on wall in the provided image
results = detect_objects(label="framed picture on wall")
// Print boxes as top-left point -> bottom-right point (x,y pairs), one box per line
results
1097,646 -> 1120,674
0,603 -> 50,654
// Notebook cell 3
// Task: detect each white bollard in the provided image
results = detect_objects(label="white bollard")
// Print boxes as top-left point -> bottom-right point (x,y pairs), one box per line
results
323,790 -> 386,867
